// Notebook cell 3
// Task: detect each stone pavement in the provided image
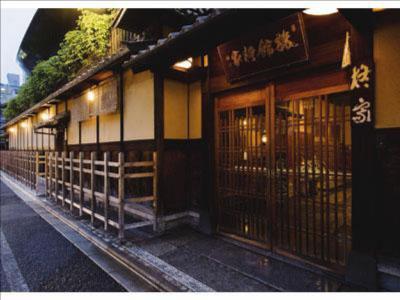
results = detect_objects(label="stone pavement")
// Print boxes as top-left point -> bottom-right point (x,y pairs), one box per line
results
1,172 -> 362,292
0,180 -> 132,292
124,226 -> 361,292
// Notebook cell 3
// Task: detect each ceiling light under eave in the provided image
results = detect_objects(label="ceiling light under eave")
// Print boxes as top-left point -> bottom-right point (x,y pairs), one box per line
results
41,112 -> 50,121
87,90 -> 95,102
173,57 -> 193,71
20,121 -> 28,129
303,8 -> 338,16
8,127 -> 17,133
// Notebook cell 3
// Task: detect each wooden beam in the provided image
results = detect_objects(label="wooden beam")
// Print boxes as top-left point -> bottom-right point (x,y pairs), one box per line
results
153,71 -> 164,228
345,16 -> 378,290
96,115 -> 100,155
118,70 -> 124,152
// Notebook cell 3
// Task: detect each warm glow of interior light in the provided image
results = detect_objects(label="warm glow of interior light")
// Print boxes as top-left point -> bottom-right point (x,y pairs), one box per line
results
261,134 -> 268,144
20,121 -> 28,129
41,112 -> 50,121
173,57 -> 193,70
9,127 -> 17,133
303,8 -> 338,16
87,90 -> 95,102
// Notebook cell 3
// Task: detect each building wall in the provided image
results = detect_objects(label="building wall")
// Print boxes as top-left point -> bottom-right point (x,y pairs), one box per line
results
189,81 -> 202,139
5,71 -> 202,150
123,69 -> 154,141
67,98 -> 79,145
81,117 -> 96,144
6,103 -> 60,150
164,79 -> 202,139
99,113 -> 120,143
164,79 -> 188,139
57,101 -> 66,114
373,11 -> 400,257
374,13 -> 400,129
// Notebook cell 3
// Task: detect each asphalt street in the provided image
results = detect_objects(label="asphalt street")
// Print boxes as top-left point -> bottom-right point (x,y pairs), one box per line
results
0,179 -> 139,292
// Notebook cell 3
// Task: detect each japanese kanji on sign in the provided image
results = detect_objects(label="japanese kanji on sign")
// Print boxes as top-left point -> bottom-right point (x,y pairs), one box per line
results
350,62 -> 374,125
217,13 -> 309,82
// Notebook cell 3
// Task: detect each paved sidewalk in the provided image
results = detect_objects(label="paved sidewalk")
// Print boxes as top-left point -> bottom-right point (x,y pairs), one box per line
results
124,226 -> 360,292
0,180 -> 129,292
1,173 -> 360,292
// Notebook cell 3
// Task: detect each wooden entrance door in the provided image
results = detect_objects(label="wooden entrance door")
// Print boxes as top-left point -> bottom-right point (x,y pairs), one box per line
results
215,88 -> 273,247
273,92 -> 352,267
215,84 -> 352,267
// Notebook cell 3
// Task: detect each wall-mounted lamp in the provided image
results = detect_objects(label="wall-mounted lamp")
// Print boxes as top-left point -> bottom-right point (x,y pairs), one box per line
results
87,90 -> 95,102
20,121 -> 28,129
41,112 -> 50,121
8,127 -> 17,134
173,57 -> 193,71
303,8 -> 338,16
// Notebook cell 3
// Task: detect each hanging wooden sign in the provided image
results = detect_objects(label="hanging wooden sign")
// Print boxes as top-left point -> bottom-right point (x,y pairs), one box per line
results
349,60 -> 374,128
70,76 -> 119,122
99,76 -> 118,115
71,94 -> 87,122
217,12 -> 309,82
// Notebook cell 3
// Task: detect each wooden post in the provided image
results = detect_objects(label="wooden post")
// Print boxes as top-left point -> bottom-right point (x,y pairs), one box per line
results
69,151 -> 74,212
29,152 -> 32,188
27,152 -> 29,186
104,152 -> 109,231
344,13 -> 377,290
49,152 -> 53,199
118,70 -> 124,152
153,72 -> 164,231
34,151 -> 37,189
33,152 -> 36,189
153,152 -> 158,230
90,152 -> 95,225
54,152 -> 59,203
79,152 -> 83,216
17,151 -> 20,181
118,152 -> 125,239
61,151 -> 66,207
45,152 -> 48,197
29,152 -> 31,187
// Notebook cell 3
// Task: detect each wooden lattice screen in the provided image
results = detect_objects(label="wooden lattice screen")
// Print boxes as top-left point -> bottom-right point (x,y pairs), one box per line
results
215,88 -> 352,268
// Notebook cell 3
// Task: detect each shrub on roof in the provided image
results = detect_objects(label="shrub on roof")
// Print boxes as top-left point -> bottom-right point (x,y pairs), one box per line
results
2,9 -> 116,121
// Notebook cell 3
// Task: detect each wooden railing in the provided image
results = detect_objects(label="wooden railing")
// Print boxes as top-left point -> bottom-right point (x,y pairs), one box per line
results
0,151 -> 45,190
109,27 -> 136,55
0,150 -> 157,240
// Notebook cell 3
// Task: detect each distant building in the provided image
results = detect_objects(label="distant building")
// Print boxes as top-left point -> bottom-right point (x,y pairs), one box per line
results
0,73 -> 21,148
0,73 -> 20,104
6,73 -> 20,87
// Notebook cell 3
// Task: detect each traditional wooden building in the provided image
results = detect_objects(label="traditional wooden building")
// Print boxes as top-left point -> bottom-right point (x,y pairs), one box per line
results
1,8 -> 399,290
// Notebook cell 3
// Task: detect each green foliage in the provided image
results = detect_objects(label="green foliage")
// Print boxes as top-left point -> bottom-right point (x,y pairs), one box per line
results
3,9 -> 116,121
58,9 -> 116,79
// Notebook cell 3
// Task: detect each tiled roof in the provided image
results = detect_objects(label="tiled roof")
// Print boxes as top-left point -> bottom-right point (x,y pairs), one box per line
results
122,10 -> 222,68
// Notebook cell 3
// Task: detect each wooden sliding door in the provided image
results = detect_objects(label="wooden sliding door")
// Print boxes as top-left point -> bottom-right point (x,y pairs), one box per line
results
215,87 -> 273,247
273,91 -> 352,267
215,82 -> 352,268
